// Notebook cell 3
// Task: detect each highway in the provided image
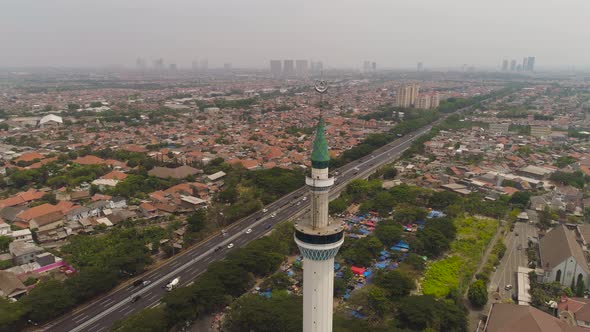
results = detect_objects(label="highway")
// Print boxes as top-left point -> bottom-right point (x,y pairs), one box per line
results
39,121 -> 437,332
489,221 -> 538,300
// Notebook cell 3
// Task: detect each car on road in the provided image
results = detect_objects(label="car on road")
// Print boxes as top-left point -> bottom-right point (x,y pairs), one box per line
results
505,284 -> 513,291
214,246 -> 222,252
131,295 -> 141,303
265,224 -> 271,229
133,279 -> 144,287
517,244 -> 523,250
297,202 -> 301,206
271,213 -> 276,218
263,208 -> 268,213
142,280 -> 151,287
302,196 -> 307,201
227,243 -> 234,249
245,228 -> 252,234
515,232 -> 519,236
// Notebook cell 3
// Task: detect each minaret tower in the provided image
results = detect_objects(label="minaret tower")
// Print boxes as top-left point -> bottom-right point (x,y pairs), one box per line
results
294,81 -> 345,332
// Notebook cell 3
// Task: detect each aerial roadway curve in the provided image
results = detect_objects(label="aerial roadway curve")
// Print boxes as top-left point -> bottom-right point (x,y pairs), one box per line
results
39,109 -> 468,332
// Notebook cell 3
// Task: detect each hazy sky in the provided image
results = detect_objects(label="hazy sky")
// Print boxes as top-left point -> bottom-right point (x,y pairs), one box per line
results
1,0 -> 589,69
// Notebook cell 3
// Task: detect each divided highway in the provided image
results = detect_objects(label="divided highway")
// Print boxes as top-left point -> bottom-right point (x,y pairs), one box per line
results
41,124 -> 434,332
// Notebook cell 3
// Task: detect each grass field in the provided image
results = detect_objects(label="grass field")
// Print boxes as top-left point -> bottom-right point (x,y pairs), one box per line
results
422,216 -> 498,297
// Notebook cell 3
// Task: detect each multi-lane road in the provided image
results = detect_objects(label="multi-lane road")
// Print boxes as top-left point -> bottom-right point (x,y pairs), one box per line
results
489,221 -> 538,300
38,121 -> 438,332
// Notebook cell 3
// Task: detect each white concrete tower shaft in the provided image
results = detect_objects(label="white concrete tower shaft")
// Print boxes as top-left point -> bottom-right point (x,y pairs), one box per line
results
295,116 -> 345,332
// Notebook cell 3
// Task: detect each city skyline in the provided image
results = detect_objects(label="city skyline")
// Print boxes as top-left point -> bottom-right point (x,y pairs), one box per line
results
1,0 -> 590,69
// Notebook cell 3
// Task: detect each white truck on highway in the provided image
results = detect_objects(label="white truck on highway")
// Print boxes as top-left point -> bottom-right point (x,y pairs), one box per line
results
166,277 -> 180,291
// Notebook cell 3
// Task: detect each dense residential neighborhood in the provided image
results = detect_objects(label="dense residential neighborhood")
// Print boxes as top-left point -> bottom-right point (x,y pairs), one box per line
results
0,67 -> 589,332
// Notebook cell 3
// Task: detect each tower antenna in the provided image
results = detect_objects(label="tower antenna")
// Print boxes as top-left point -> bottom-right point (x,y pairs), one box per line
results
314,78 -> 328,118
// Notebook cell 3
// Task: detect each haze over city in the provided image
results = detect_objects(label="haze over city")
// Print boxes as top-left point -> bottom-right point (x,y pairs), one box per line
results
3,1 -> 590,332
2,0 -> 590,69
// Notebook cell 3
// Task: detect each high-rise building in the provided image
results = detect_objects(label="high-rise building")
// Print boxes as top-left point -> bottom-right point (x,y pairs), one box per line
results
516,64 -> 522,72
310,61 -> 323,74
223,63 -> 232,70
430,93 -> 440,108
417,62 -> 423,72
296,60 -> 309,77
502,59 -> 508,71
270,60 -> 282,77
510,59 -> 517,71
416,95 -> 431,110
191,60 -> 198,71
169,63 -> 177,71
135,57 -> 146,70
200,59 -> 209,71
294,117 -> 344,332
395,84 -> 420,108
283,60 -> 295,77
522,57 -> 528,72
415,93 -> 440,110
372,62 -> 377,72
527,56 -> 535,72
153,58 -> 164,70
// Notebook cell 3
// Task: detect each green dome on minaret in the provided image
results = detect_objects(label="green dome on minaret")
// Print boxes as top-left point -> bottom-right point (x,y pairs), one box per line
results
311,117 -> 330,169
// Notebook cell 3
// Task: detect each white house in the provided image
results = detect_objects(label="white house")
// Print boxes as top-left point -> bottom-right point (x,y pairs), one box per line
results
66,206 -> 97,222
539,225 -> 590,290
108,197 -> 127,209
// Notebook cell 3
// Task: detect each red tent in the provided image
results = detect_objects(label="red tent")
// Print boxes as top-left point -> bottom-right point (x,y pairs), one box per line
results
351,266 -> 366,276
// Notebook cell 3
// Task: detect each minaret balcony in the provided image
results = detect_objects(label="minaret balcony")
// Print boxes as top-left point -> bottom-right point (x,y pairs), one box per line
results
305,176 -> 334,188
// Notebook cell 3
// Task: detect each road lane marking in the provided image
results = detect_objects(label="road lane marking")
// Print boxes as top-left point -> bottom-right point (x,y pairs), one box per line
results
72,314 -> 89,323
116,304 -> 130,313
120,306 -> 135,316
100,298 -> 115,307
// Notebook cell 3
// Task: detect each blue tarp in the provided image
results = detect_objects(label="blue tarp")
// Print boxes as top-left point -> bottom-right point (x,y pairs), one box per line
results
427,210 -> 445,218
260,291 -> 272,299
379,250 -> 389,256
351,310 -> 366,319
334,263 -> 340,271
374,262 -> 388,269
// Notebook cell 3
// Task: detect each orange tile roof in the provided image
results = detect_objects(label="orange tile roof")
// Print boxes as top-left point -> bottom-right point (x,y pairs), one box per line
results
140,202 -> 156,211
74,155 -> 107,165
17,203 -> 62,221
101,170 -> 128,180
15,152 -> 44,163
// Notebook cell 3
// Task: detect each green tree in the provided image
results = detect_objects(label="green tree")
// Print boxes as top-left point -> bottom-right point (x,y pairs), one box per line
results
374,270 -> 415,298
0,298 -> 26,332
329,197 -> 348,215
367,286 -> 390,318
187,209 -> 207,233
374,220 -> 402,246
65,267 -> 119,303
0,236 -> 12,252
467,280 -> 488,307
111,307 -> 168,332
418,227 -> 451,258
403,253 -> 426,271
224,293 -> 302,332
21,280 -> 74,323
509,191 -> 532,209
